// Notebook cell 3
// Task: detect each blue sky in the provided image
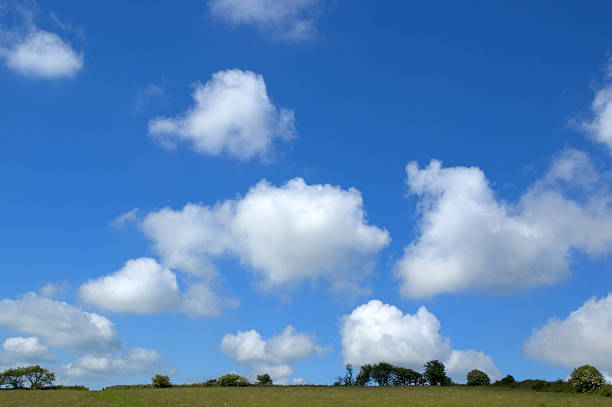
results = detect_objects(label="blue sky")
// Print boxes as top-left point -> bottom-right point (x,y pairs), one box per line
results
1,0 -> 612,388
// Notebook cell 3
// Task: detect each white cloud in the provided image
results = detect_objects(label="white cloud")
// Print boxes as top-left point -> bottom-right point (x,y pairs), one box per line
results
394,149 -> 612,298
1,337 -> 54,363
0,293 -> 120,354
79,258 -> 181,315
141,177 -> 390,292
79,258 -> 235,318
63,348 -> 161,380
220,325 -> 321,383
148,69 -> 295,161
340,300 -> 501,382
111,208 -> 140,229
208,0 -> 320,41
39,281 -> 70,299
583,60 -> 612,154
525,293 -> 612,373
1,29 -> 83,78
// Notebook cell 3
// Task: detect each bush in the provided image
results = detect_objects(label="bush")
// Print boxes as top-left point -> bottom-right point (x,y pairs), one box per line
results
423,360 -> 451,386
152,374 -> 171,388
256,373 -> 273,385
217,373 -> 249,387
495,375 -> 516,386
569,365 -> 605,393
466,369 -> 490,386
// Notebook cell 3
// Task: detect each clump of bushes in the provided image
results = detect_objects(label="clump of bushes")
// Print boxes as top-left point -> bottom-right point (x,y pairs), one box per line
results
216,373 -> 249,386
467,369 -> 490,386
256,373 -> 273,385
568,365 -> 605,393
152,374 -> 171,388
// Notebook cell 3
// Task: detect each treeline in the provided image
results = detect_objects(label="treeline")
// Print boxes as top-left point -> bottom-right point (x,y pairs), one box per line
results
333,361 -> 612,396
334,361 -> 453,387
0,365 -> 87,391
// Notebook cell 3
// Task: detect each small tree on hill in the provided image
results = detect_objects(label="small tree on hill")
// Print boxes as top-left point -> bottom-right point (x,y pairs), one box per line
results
256,373 -> 273,385
392,367 -> 422,386
217,373 -> 249,386
466,369 -> 490,386
2,368 -> 25,389
569,365 -> 605,393
355,364 -> 373,386
424,360 -> 451,386
152,374 -> 171,388
371,362 -> 394,386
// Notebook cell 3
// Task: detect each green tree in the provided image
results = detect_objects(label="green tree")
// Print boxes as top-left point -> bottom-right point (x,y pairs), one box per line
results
217,373 -> 249,386
355,364 -> 373,386
1,368 -> 25,389
22,365 -> 55,389
371,362 -> 394,386
423,360 -> 450,386
392,367 -> 421,386
495,374 -> 515,386
152,374 -> 171,388
568,365 -> 605,393
256,373 -> 273,385
466,369 -> 490,386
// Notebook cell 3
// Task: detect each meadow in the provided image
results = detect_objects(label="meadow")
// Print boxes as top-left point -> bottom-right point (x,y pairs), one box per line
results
1,386 -> 612,407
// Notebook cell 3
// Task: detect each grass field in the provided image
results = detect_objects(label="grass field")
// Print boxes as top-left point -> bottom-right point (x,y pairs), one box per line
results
1,386 -> 612,407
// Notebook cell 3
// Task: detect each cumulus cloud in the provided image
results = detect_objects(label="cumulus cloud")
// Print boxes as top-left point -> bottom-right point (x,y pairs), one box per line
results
220,325 -> 321,383
0,29 -> 83,78
340,300 -> 501,382
0,293 -> 120,354
394,149 -> 612,298
525,293 -> 612,374
141,177 -> 390,292
583,60 -> 612,154
79,258 -> 235,318
148,69 -> 295,161
79,258 -> 181,315
1,337 -> 54,363
208,0 -> 320,41
63,348 -> 161,379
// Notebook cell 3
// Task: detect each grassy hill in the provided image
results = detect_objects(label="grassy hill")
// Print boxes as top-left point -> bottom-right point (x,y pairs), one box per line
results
1,386 -> 612,407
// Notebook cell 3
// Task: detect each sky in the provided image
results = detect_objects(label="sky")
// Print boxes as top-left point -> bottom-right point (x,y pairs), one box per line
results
1,0 -> 612,388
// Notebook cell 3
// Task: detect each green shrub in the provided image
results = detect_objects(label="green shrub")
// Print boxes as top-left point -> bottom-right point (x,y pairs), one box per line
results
569,365 -> 605,393
423,360 -> 451,386
256,373 -> 273,385
466,369 -> 490,386
495,375 -> 516,386
152,374 -> 171,388
217,373 -> 249,387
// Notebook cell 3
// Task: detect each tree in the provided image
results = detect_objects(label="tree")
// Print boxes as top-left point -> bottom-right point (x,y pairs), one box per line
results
1,368 -> 25,389
392,367 -> 421,386
466,369 -> 490,386
355,364 -> 373,386
256,373 -> 273,385
568,365 -> 605,393
152,374 -> 171,388
217,373 -> 249,386
423,360 -> 450,386
22,366 -> 55,389
343,364 -> 354,386
371,362 -> 394,386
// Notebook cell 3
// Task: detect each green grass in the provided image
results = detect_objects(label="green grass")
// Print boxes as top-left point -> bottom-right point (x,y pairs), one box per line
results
1,386 -> 611,407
